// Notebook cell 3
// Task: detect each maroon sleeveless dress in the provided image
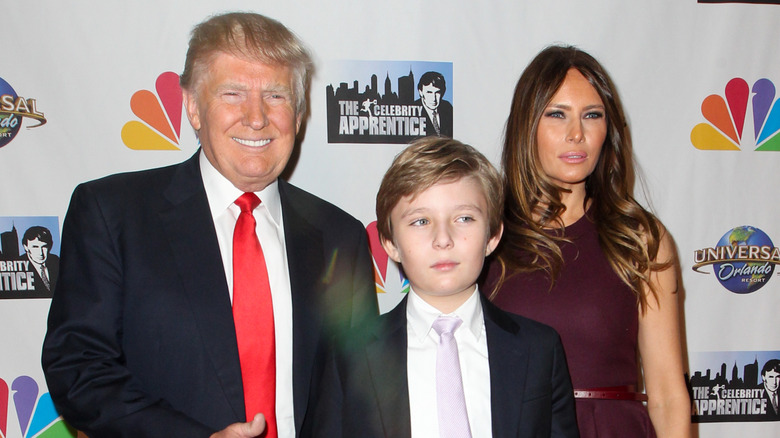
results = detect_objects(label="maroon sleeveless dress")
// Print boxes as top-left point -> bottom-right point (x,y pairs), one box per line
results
483,214 -> 656,437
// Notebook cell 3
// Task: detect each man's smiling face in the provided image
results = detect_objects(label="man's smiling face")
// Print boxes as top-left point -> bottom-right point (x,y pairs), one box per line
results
184,51 -> 301,192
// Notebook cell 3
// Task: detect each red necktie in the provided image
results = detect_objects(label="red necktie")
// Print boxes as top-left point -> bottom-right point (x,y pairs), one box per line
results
233,192 -> 276,436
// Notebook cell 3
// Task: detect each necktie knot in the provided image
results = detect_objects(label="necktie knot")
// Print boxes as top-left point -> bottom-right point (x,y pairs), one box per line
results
432,315 -> 462,337
235,192 -> 261,213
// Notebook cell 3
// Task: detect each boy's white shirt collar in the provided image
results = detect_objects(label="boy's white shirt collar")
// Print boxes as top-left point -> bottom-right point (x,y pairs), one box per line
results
407,286 -> 484,344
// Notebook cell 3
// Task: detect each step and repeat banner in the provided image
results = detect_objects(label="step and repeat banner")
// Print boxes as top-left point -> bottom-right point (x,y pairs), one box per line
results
3,1 -> 780,436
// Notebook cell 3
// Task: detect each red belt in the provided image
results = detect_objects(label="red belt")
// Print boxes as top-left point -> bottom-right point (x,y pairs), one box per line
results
574,385 -> 648,401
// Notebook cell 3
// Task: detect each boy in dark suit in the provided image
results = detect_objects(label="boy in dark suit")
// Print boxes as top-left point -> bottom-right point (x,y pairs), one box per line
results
310,137 -> 578,437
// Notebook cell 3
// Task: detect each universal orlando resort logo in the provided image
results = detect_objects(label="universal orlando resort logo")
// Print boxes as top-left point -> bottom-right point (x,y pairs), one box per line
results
692,225 -> 780,294
0,77 -> 47,150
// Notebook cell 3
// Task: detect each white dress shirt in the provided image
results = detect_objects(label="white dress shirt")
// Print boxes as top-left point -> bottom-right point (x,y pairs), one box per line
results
200,152 -> 295,437
406,287 -> 492,438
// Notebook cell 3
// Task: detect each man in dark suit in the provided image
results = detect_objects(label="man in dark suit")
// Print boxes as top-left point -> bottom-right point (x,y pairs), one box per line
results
309,138 -> 577,437
42,12 -> 377,438
413,71 -> 453,138
20,225 -> 59,294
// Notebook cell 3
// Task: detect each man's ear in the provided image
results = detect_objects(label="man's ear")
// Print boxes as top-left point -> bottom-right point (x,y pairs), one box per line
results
380,236 -> 402,264
485,222 -> 504,256
182,89 -> 201,131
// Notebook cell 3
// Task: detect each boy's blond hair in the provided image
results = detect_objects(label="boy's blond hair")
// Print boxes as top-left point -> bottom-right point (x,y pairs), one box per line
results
376,137 -> 503,242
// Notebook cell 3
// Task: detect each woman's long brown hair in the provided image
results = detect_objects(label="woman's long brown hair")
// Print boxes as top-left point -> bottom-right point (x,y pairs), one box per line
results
494,45 -> 670,313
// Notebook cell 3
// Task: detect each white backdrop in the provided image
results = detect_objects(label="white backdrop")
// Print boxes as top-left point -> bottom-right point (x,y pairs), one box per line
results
3,1 -> 780,436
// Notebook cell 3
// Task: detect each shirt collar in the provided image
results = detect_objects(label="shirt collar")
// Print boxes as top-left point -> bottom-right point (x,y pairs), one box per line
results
406,286 -> 484,343
199,150 -> 283,226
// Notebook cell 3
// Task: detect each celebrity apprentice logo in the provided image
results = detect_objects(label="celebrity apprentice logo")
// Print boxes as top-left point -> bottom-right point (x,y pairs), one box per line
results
121,71 -> 183,150
326,61 -> 453,144
692,225 -> 780,294
0,217 -> 60,299
689,351 -> 780,423
0,77 -> 47,149
691,78 -> 780,151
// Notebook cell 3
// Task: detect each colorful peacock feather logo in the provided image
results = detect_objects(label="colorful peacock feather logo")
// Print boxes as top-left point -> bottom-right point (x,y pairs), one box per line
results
691,78 -> 780,151
1,376 -> 76,438
121,72 -> 182,150
366,221 -> 409,295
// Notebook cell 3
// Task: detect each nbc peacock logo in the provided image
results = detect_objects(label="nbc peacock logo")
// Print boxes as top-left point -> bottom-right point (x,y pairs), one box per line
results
366,222 -> 410,312
691,78 -> 780,151
121,72 -> 183,151
0,376 -> 76,438
366,222 -> 409,295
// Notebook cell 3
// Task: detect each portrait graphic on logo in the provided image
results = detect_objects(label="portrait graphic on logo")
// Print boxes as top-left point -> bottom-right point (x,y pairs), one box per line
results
762,359 -> 780,419
20,226 -> 59,295
414,71 -> 453,138
0,217 -> 60,299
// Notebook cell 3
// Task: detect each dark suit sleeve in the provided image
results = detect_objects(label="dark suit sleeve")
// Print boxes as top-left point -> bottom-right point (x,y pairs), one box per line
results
304,216 -> 377,437
348,224 -> 379,327
550,333 -> 579,437
307,346 -> 344,438
41,184 -> 214,437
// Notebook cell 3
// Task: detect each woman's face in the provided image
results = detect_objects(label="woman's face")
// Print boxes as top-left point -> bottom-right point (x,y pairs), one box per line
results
535,68 -> 607,192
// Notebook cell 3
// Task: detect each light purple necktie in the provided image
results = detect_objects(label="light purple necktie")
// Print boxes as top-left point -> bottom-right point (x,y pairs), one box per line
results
432,315 -> 472,438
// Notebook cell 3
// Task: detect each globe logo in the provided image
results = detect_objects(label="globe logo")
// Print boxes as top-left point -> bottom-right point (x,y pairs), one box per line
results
0,77 -> 21,149
711,226 -> 775,294
0,77 -> 46,149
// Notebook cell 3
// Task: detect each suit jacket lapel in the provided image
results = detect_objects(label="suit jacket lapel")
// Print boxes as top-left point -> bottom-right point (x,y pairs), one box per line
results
364,297 -> 412,437
278,180 -> 326,431
159,152 -> 245,420
483,295 -> 529,437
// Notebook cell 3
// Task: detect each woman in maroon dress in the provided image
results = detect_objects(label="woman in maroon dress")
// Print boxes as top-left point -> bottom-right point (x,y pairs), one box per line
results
483,45 -> 690,437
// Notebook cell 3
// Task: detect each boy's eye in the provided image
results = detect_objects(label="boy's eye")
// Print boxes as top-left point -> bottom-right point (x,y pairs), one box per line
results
456,216 -> 475,223
411,218 -> 429,226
